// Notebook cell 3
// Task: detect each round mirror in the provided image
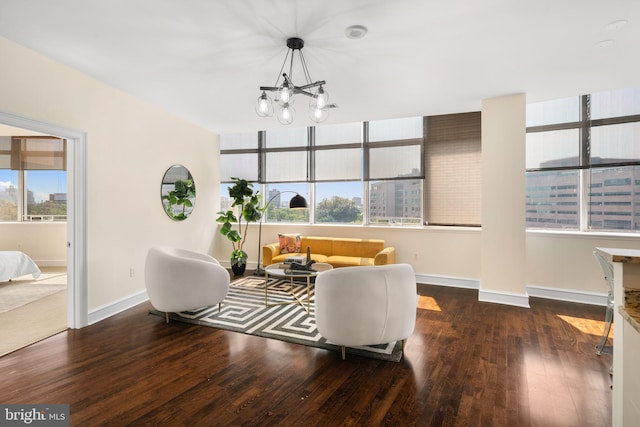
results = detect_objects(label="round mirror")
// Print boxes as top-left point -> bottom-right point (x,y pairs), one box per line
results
161,165 -> 196,221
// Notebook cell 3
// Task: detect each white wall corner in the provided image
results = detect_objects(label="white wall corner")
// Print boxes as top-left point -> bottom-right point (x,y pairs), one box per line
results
478,288 -> 530,308
88,289 -> 149,325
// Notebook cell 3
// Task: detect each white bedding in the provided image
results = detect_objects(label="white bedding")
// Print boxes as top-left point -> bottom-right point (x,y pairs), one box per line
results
0,251 -> 42,282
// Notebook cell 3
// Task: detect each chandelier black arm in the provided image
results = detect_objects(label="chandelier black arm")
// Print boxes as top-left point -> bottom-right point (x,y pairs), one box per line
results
297,80 -> 325,90
260,86 -> 319,98
282,73 -> 294,87
292,88 -> 316,98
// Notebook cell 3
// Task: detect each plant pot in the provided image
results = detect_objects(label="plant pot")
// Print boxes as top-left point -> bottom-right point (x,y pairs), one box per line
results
231,262 -> 246,276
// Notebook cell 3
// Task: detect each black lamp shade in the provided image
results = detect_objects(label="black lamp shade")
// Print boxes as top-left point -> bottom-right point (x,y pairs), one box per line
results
289,194 -> 308,209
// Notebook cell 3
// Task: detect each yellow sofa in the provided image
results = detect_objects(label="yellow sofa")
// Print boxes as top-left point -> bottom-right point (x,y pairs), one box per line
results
262,236 -> 396,268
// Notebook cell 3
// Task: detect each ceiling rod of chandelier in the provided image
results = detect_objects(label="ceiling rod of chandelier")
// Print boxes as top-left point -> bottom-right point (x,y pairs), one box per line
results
256,37 -> 337,125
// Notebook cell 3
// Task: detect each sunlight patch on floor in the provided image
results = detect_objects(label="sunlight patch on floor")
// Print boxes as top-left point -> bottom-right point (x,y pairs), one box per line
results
417,295 -> 441,311
557,314 -> 614,337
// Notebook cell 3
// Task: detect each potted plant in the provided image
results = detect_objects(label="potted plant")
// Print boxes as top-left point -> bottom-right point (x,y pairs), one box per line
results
216,177 -> 262,275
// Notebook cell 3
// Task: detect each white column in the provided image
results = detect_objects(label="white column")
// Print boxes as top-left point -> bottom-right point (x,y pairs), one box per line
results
480,93 -> 528,307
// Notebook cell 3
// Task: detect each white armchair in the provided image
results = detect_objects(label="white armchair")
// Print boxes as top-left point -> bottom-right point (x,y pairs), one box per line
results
314,263 -> 417,360
144,246 -> 230,323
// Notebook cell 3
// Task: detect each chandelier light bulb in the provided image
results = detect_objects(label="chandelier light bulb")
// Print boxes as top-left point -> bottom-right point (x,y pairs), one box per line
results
315,86 -> 329,109
309,103 -> 329,123
279,83 -> 292,104
277,103 -> 295,125
255,92 -> 274,117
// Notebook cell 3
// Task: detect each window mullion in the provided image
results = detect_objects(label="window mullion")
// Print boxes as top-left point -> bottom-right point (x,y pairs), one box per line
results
18,170 -> 25,221
258,130 -> 265,183
580,94 -> 591,169
363,122 -> 370,224
580,168 -> 590,231
580,94 -> 591,231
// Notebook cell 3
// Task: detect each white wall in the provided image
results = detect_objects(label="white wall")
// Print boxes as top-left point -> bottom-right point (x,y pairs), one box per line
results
215,224 -> 483,282
0,223 -> 66,266
526,232 -> 640,295
0,36 -> 219,310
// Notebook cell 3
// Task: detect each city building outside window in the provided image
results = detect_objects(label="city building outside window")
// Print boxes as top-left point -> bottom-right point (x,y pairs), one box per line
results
526,87 -> 640,232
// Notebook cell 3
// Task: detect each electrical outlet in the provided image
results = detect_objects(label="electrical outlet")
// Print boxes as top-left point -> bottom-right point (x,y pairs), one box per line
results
129,268 -> 135,278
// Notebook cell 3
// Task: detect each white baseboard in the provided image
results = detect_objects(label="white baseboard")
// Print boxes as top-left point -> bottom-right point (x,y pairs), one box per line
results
478,289 -> 530,308
526,285 -> 607,306
88,289 -> 148,325
416,273 -> 479,289
417,273 -> 607,308
420,273 -> 532,308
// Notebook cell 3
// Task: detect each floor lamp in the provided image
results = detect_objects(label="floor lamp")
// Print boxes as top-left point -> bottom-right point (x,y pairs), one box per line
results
253,191 -> 308,276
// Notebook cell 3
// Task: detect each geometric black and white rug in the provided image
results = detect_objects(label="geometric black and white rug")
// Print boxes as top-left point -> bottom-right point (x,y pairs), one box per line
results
149,276 -> 403,362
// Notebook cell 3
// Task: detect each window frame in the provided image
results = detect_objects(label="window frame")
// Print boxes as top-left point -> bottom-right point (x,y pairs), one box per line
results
526,92 -> 640,232
0,136 -> 67,222
224,115 -> 492,228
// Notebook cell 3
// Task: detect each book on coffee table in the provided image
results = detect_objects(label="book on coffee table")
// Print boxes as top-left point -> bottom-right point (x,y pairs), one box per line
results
283,256 -> 306,264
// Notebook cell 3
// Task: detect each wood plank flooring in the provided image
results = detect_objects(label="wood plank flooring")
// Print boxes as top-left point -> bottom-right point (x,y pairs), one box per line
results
0,283 -> 612,426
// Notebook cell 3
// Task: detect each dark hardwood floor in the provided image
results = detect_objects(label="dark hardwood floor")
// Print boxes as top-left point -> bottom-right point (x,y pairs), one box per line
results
0,283 -> 612,426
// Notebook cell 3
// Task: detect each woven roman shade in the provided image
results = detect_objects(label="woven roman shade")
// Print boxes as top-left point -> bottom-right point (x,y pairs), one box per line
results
5,136 -> 67,171
424,112 -> 481,226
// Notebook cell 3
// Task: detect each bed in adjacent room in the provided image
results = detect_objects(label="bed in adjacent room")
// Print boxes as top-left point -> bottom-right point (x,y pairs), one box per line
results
0,251 -> 42,282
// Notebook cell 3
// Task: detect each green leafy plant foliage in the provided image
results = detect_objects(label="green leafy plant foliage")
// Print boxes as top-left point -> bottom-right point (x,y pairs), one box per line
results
162,179 -> 196,221
216,178 -> 263,266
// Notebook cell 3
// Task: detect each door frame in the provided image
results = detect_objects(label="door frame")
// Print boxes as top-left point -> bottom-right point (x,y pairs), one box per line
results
0,110 -> 88,328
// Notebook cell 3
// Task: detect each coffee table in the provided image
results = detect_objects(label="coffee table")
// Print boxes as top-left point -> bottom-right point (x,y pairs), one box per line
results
264,262 -> 333,314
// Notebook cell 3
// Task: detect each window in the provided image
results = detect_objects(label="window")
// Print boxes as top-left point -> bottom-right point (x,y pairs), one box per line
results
526,87 -> 640,232
0,169 -> 18,221
0,136 -> 67,222
590,166 -> 640,231
526,170 -> 580,228
219,132 -> 259,212
368,179 -> 422,226
264,183 -> 309,223
314,122 -> 363,224
366,117 -> 423,225
219,132 -> 259,183
315,182 -> 363,224
264,127 -> 307,183
220,116 -> 436,227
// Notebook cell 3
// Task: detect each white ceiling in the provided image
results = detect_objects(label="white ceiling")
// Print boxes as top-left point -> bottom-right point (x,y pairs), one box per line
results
0,0 -> 639,134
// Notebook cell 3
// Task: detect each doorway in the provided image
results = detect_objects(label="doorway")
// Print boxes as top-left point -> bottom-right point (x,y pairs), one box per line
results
0,111 -> 87,334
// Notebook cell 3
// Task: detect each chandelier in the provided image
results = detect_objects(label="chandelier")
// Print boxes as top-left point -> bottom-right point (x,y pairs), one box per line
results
255,37 -> 337,125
